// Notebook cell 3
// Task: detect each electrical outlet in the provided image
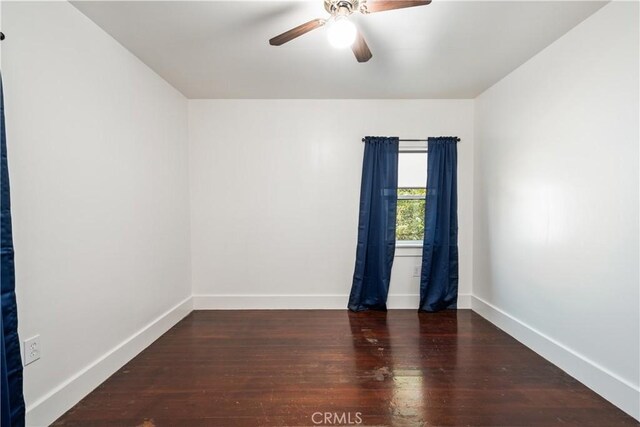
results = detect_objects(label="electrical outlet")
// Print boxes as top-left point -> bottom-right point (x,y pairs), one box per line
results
24,335 -> 41,366
413,265 -> 421,278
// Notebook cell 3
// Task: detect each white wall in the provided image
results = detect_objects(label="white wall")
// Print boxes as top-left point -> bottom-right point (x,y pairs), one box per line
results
188,100 -> 473,309
473,2 -> 639,419
2,2 -> 192,425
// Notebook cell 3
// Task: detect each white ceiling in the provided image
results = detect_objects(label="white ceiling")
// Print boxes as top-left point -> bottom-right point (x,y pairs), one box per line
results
71,1 -> 606,99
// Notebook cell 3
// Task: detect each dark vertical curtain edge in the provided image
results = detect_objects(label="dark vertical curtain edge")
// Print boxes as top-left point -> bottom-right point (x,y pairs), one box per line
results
1,72 -> 26,426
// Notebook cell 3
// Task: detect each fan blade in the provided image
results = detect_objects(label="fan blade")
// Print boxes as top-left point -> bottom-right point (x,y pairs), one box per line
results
269,19 -> 325,46
365,0 -> 431,13
352,31 -> 372,63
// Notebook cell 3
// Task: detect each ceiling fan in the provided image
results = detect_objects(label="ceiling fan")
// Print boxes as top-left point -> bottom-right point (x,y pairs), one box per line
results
269,0 -> 431,63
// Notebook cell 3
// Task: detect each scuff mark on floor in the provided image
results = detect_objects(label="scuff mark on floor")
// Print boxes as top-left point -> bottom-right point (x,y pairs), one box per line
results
136,419 -> 155,427
373,366 -> 391,381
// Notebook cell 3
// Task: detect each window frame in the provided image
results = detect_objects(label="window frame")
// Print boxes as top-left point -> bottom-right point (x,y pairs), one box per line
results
396,145 -> 427,248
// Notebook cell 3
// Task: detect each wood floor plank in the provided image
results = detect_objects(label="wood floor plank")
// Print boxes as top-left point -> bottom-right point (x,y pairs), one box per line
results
53,310 -> 638,426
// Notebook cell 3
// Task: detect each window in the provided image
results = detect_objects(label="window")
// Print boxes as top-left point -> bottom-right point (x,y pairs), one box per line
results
397,188 -> 426,241
397,146 -> 427,245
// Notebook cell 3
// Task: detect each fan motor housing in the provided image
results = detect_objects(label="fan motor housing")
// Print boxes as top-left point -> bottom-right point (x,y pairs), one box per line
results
324,0 -> 362,15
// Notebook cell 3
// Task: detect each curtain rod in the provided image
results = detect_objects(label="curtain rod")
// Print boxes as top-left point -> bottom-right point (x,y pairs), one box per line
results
361,137 -> 461,142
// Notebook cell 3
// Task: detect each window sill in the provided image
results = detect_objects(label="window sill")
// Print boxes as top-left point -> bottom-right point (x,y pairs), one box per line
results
395,242 -> 423,258
396,241 -> 423,248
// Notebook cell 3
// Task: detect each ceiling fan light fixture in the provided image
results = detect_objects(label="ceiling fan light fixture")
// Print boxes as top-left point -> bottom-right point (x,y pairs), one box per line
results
327,16 -> 357,49
269,0 -> 430,62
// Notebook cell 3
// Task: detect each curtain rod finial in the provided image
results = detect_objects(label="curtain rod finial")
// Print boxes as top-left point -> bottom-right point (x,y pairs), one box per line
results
0,32 -> 5,41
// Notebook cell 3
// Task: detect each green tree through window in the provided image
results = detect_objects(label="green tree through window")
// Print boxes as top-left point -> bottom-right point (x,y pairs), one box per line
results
397,188 -> 426,241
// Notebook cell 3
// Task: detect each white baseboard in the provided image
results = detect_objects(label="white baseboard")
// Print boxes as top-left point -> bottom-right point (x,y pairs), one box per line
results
25,296 -> 193,427
192,293 -> 472,310
457,293 -> 472,309
471,295 -> 640,421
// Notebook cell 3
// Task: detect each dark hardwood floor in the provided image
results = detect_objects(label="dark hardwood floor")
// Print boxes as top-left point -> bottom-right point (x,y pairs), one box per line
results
54,310 -> 638,426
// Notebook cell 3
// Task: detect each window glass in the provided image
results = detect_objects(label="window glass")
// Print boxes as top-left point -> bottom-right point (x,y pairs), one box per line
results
397,151 -> 427,243
397,198 -> 425,241
398,152 -> 427,188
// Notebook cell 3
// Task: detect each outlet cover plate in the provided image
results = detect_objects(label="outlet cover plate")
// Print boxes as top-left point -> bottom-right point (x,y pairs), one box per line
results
24,335 -> 41,366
